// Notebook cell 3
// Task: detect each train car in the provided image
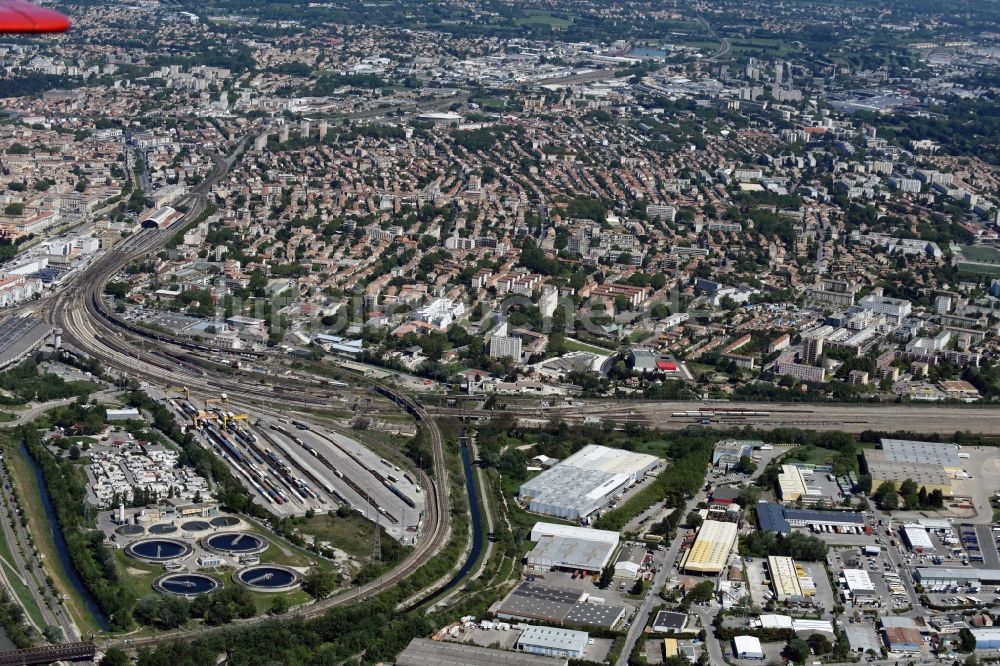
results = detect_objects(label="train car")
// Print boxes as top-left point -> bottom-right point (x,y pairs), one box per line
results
388,483 -> 416,509
291,420 -> 311,431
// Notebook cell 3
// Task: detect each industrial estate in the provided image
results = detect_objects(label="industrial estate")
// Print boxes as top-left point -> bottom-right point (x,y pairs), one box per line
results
0,0 -> 996,664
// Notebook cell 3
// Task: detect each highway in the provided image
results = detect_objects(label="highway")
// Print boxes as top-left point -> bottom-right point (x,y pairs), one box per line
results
38,137 -> 455,651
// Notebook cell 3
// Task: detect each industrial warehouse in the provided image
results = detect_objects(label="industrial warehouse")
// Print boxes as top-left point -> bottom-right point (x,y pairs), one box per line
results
862,438 -> 964,495
682,519 -> 739,574
526,523 -> 620,574
517,445 -> 660,520
493,580 -> 627,630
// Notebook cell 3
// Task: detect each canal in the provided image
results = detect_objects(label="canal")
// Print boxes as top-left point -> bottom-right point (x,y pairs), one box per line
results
410,436 -> 484,608
21,444 -> 110,631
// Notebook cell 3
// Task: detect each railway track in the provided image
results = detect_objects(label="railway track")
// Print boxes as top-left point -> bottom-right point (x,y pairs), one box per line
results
45,144 -> 454,650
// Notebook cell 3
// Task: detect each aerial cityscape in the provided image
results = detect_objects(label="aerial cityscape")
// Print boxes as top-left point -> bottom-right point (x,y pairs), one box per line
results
0,0 -> 997,664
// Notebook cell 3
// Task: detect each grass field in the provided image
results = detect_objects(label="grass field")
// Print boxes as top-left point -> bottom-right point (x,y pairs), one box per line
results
730,38 -> 801,57
959,245 -> 1000,263
296,511 -> 379,559
0,519 -> 45,628
515,10 -> 573,28
564,338 -> 614,355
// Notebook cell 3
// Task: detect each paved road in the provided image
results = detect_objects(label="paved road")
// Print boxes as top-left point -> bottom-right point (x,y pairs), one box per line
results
0,458 -> 79,641
615,489 -> 708,666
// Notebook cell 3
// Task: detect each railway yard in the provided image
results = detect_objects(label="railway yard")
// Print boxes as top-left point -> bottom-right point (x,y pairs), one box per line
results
166,397 -> 426,542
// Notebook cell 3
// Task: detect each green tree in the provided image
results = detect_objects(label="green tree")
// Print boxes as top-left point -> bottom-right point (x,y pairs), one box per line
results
686,580 -> 715,604
786,638 -> 811,664
959,627 -> 976,653
100,648 -> 130,666
598,565 -> 614,589
807,633 -> 832,655
872,480 -> 899,510
302,568 -> 336,599
734,455 -> 757,474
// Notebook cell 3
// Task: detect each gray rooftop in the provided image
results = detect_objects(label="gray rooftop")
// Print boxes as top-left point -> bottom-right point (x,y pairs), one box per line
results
517,626 -> 588,653
497,582 -> 582,624
564,602 -> 625,629
519,466 -> 625,517
878,438 -> 960,467
844,625 -> 882,653
497,581 -> 625,629
396,638 -> 567,666
528,535 -> 617,571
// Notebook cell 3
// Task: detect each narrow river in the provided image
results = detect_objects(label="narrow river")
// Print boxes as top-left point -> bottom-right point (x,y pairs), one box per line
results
21,443 -> 110,631
411,437 -> 484,608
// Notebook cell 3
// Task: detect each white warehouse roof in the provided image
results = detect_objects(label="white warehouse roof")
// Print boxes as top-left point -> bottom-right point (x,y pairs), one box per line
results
519,445 -> 659,519
530,522 -> 619,545
517,625 -> 588,655
901,525 -> 934,550
733,635 -> 763,659
842,569 -> 875,593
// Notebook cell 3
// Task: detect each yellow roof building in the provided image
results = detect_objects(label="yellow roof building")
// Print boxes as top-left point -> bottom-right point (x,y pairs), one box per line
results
684,520 -> 738,574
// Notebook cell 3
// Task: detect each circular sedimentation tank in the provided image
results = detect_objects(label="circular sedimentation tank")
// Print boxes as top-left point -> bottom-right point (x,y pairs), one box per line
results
153,573 -> 221,597
149,523 -> 178,535
210,516 -> 240,528
115,524 -> 144,536
125,538 -> 193,563
181,520 -> 211,532
234,565 -> 301,592
204,532 -> 268,555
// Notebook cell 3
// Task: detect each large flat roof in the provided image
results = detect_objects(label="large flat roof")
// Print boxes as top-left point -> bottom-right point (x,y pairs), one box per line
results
527,535 -> 617,572
842,569 -> 875,593
396,638 -> 567,666
767,555 -> 803,599
756,502 -> 791,534
496,581 -> 625,629
517,626 -> 588,654
865,454 -> 953,488
915,567 -> 1000,582
497,582 -> 582,624
684,520 -> 738,573
519,445 -> 660,518
879,438 -> 960,467
552,444 -> 658,478
783,508 -> 865,525
844,625 -> 882,653
530,522 -> 619,545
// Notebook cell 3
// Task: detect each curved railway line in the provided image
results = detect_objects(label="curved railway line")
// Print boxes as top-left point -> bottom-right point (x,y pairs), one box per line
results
43,144 -> 453,650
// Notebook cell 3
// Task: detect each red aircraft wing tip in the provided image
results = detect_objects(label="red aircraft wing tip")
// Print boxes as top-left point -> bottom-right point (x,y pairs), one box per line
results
0,0 -> 70,33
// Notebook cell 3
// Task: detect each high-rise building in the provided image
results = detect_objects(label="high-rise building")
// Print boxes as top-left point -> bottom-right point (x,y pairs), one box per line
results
539,285 -> 558,319
802,336 -> 824,365
489,335 -> 522,360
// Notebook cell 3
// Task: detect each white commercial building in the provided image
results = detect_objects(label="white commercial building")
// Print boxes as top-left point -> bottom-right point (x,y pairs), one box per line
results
901,525 -> 934,552
841,569 -> 876,603
516,625 -> 588,659
518,445 -> 660,520
526,522 -> 620,573
733,636 -> 764,660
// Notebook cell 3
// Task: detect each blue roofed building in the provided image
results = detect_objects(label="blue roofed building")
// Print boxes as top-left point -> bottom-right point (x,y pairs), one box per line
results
756,502 -> 791,534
